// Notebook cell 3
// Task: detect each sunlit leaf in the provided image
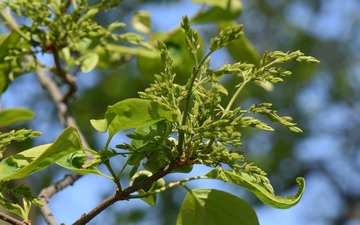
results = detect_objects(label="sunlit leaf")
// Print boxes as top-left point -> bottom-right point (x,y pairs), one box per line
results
96,44 -> 158,69
131,11 -> 151,34
177,188 -> 259,225
257,81 -> 274,92
192,0 -> 229,7
0,108 -> 35,127
0,193 -> 27,220
90,98 -> 180,146
205,168 -> 305,209
0,127 -> 85,181
191,0 -> 242,23
0,32 -> 20,60
78,52 -> 99,73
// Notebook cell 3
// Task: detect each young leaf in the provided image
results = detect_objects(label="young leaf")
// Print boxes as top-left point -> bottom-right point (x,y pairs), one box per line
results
131,11 -> 151,34
0,127 -> 85,181
78,52 -> 99,73
96,44 -> 158,69
90,98 -> 180,147
177,188 -> 259,225
191,0 -> 242,23
210,24 -> 243,51
0,193 -> 28,221
0,108 -> 35,127
56,151 -> 113,179
130,170 -> 165,207
205,168 -> 305,209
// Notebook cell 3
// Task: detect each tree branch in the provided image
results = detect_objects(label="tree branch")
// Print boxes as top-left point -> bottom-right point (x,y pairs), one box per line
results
0,212 -> 26,225
38,173 -> 82,225
72,161 -> 179,225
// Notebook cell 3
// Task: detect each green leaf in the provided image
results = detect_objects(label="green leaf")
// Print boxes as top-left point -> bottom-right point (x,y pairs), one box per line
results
0,127 -> 85,181
96,44 -> 158,69
125,121 -> 171,176
90,98 -> 180,147
131,10 -> 151,34
205,168 -> 305,209
0,108 -> 35,127
130,170 -> 165,207
78,52 -> 99,73
0,193 -> 27,221
0,32 -> 21,60
0,62 -> 10,94
0,32 -> 22,93
218,21 -> 260,67
55,151 -> 113,179
191,0 -> 242,23
177,188 -> 259,225
192,0 -> 229,7
108,22 -> 126,31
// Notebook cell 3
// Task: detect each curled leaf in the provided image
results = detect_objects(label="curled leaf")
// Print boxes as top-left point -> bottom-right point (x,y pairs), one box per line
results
205,168 -> 305,209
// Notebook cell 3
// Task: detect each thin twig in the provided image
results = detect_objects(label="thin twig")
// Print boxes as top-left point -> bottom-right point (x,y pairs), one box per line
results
52,48 -> 77,103
0,212 -> 26,225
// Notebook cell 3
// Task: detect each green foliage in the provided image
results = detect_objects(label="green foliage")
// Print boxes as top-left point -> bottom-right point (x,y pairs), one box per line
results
0,127 -> 87,181
0,183 -> 42,220
131,11 -> 151,35
191,0 -> 242,23
205,168 -> 305,209
177,188 -> 259,225
218,21 -> 260,67
90,98 -> 180,149
0,108 -> 35,127
116,120 -> 173,178
0,129 -> 41,159
129,170 -> 165,206
0,0 -> 154,88
55,151 -> 112,179
0,0 -> 320,224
